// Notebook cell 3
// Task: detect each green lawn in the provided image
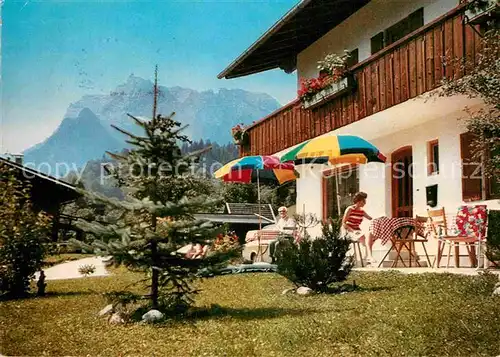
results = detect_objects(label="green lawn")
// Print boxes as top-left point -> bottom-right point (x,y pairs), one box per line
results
1,270 -> 499,356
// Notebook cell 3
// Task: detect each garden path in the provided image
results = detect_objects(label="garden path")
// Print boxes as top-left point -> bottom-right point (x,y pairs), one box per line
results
35,257 -> 109,280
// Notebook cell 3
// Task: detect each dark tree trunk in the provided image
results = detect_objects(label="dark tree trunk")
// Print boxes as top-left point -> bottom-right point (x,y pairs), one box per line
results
150,212 -> 159,308
150,240 -> 159,308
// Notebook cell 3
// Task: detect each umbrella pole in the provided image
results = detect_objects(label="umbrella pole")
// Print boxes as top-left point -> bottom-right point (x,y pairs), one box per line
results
335,173 -> 341,218
257,169 -> 262,261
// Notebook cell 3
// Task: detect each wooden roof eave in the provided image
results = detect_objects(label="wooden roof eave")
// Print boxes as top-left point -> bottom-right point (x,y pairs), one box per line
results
218,0 -> 372,79
217,0 -> 314,79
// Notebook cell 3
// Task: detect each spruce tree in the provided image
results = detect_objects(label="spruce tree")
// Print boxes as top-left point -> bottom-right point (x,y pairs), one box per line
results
71,74 -> 238,312
275,218 -> 353,292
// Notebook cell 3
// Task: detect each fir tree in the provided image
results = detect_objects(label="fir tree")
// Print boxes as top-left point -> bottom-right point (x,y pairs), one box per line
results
71,71 -> 239,313
275,217 -> 353,292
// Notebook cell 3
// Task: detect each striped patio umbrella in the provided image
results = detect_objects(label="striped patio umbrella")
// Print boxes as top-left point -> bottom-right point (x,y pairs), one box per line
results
280,135 -> 386,218
214,155 -> 296,185
280,135 -> 387,165
214,155 -> 297,261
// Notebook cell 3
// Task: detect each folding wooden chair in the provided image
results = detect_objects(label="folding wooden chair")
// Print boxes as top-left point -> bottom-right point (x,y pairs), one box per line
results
389,218 -> 431,268
427,208 -> 449,267
412,215 -> 432,267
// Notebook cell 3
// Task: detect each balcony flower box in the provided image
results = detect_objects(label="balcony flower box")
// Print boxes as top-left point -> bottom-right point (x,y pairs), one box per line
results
302,76 -> 355,109
298,51 -> 356,109
232,124 -> 249,146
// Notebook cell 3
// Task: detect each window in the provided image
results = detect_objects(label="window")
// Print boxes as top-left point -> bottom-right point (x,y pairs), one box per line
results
370,8 -> 424,55
428,139 -> 439,175
460,132 -> 500,201
322,166 -> 359,220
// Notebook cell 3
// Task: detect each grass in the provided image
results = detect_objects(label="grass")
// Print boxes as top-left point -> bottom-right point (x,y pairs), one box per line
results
1,270 -> 499,357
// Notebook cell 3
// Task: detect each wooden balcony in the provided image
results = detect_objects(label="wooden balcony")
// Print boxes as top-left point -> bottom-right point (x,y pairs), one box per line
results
240,4 -> 484,157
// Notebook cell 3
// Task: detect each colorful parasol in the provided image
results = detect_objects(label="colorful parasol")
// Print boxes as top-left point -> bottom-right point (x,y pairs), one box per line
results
214,155 -> 296,185
214,155 -> 297,262
280,135 -> 387,165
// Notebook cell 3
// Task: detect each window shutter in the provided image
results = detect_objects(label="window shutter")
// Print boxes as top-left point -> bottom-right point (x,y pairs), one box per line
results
460,132 -> 482,201
371,32 -> 384,55
385,8 -> 424,46
487,146 -> 500,199
347,48 -> 359,67
408,8 -> 424,33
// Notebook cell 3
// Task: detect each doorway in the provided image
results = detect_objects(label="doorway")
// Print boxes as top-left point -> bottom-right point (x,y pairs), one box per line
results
391,146 -> 413,217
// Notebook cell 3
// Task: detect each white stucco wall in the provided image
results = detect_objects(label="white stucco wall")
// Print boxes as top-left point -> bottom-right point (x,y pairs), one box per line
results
297,0 -> 459,81
286,93 -> 499,265
295,164 -> 325,238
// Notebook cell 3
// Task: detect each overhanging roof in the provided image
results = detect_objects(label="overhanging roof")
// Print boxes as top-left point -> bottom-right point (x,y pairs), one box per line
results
218,0 -> 371,79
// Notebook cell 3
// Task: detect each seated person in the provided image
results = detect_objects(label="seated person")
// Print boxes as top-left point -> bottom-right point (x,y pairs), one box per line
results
342,192 -> 376,264
269,206 -> 296,263
185,243 -> 208,259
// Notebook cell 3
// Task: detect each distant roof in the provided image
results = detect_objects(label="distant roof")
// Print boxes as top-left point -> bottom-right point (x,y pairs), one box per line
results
218,0 -> 371,79
194,214 -> 271,225
225,203 -> 275,222
0,157 -> 80,212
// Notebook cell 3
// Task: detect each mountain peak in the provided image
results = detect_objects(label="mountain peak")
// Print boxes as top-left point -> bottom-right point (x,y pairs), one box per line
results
77,107 -> 99,121
23,78 -> 281,176
114,75 -> 153,94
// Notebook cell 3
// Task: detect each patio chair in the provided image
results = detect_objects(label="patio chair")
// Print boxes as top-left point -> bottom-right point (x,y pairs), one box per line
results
428,205 -> 488,268
386,216 -> 432,268
351,240 -> 365,267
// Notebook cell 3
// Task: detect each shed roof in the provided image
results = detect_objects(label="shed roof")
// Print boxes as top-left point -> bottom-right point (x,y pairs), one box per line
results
218,0 -> 371,79
194,214 -> 271,225
225,203 -> 275,222
0,157 -> 80,213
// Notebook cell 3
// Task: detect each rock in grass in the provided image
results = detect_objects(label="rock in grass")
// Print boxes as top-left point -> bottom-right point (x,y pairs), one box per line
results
493,283 -> 500,297
142,309 -> 164,323
282,288 -> 295,295
108,313 -> 125,325
296,287 -> 314,296
98,304 -> 114,317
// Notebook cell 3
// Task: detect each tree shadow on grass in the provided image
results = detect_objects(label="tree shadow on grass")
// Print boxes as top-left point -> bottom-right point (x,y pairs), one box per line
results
324,283 -> 393,294
0,290 -> 97,302
186,305 -> 318,321
42,290 -> 97,298
146,305 -> 320,326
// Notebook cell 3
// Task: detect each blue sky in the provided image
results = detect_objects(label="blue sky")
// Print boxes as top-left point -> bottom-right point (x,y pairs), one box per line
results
1,0 -> 298,153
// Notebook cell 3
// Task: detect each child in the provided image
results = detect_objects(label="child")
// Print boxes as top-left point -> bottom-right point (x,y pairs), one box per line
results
342,192 -> 376,264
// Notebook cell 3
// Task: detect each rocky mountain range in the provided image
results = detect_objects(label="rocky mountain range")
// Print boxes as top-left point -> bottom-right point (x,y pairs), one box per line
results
24,75 -> 280,175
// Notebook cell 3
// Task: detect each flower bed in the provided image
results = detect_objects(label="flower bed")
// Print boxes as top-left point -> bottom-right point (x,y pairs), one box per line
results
213,231 -> 240,253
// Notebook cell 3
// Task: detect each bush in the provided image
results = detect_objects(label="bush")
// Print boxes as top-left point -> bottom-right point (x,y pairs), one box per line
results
0,165 -> 51,299
486,210 -> 500,266
275,218 -> 353,292
78,264 -> 96,277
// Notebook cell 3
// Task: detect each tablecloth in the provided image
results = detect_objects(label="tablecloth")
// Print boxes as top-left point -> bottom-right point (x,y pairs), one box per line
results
369,217 -> 427,245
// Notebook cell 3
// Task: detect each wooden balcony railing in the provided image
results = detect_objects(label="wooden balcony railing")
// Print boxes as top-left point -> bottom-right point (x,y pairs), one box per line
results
240,4 -> 484,157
